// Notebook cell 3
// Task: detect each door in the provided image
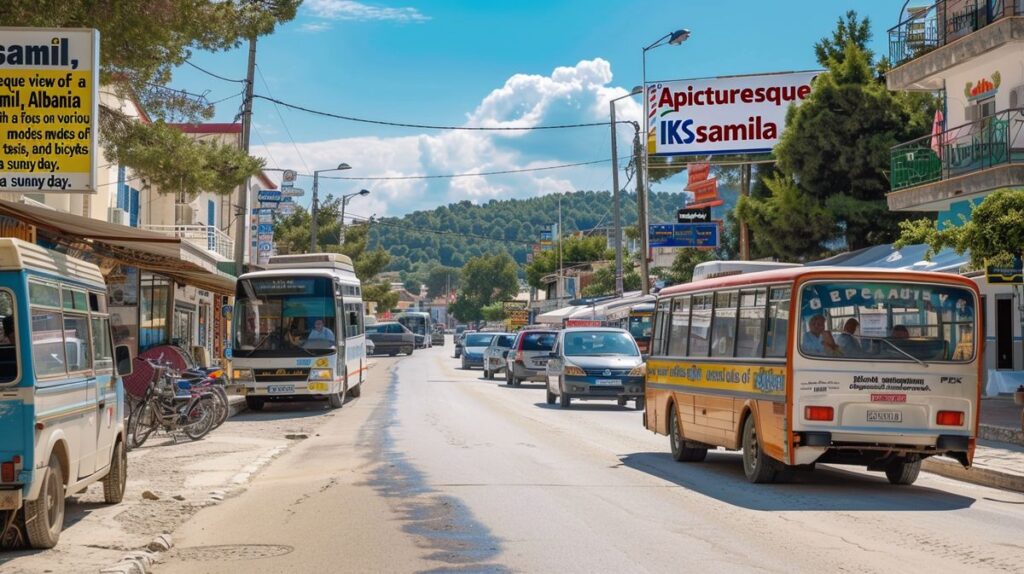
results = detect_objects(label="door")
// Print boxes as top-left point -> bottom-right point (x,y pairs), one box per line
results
996,298 -> 1013,369
336,300 -> 347,384
61,310 -> 99,478
91,316 -> 117,470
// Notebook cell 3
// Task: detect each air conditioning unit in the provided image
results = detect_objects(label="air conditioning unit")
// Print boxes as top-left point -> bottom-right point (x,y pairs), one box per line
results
107,207 -> 128,225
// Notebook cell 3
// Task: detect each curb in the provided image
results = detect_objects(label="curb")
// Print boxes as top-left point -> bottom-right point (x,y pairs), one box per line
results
226,394 -> 247,418
922,457 -> 1024,493
979,423 -> 1024,447
99,534 -> 172,574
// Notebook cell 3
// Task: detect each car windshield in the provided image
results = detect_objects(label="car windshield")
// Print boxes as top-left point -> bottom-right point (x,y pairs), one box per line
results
465,333 -> 496,347
492,335 -> 514,348
233,277 -> 338,357
563,331 -> 639,357
799,281 -> 976,362
520,332 -> 556,351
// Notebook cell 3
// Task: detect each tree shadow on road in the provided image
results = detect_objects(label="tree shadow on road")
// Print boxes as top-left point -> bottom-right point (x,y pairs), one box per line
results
620,451 -> 976,512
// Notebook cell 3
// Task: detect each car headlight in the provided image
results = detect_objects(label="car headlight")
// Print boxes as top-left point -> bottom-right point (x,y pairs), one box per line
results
564,365 -> 586,376
309,368 -> 333,381
232,368 -> 253,382
628,365 -> 646,376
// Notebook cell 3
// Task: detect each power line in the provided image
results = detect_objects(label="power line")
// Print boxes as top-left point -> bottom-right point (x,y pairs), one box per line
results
184,60 -> 246,84
256,64 -> 311,174
251,94 -> 617,131
318,158 -> 619,181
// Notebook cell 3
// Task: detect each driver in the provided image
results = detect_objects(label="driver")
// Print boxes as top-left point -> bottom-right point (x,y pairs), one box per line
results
307,319 -> 336,345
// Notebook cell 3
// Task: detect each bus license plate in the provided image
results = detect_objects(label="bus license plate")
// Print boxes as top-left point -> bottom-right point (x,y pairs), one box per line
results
595,379 -> 621,386
867,410 -> 902,423
268,385 -> 295,394
0,489 -> 21,510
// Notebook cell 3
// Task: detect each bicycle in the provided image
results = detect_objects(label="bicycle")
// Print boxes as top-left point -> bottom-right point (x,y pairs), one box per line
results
128,358 -> 219,448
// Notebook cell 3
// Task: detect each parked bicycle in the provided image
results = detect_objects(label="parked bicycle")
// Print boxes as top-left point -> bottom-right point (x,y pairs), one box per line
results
127,357 -> 221,448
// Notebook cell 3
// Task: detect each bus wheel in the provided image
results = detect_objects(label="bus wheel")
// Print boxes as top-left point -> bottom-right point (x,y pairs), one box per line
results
635,396 -> 645,411
24,454 -> 65,549
349,381 -> 361,398
559,392 -> 571,408
884,458 -> 921,486
546,387 -> 556,405
741,415 -> 777,483
669,407 -> 707,462
245,396 -> 265,411
329,378 -> 347,409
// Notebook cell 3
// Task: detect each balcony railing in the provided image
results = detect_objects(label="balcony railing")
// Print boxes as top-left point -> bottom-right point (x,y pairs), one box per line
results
888,0 -> 1021,67
890,107 -> 1024,191
141,224 -> 235,261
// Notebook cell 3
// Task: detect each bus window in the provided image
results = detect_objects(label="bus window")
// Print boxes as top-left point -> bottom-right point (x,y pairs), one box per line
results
710,291 -> 738,357
0,292 -> 17,384
63,314 -> 93,373
32,309 -> 67,379
688,294 -> 712,357
764,287 -> 790,358
651,301 -> 670,355
667,296 -> 690,356
736,289 -> 767,358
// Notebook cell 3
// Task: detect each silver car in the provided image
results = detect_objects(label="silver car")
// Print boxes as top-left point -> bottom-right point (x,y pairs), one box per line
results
482,333 -> 515,379
504,329 -> 558,386
545,328 -> 646,409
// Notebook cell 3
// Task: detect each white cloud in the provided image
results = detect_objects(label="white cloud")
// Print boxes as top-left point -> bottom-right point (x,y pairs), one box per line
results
305,0 -> 430,23
300,22 -> 332,33
252,58 -> 648,218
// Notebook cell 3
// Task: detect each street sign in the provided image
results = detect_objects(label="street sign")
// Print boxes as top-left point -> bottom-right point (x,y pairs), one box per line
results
649,223 -> 720,248
253,208 -> 275,215
281,188 -> 305,197
258,241 -> 273,252
677,207 -> 712,223
986,257 -> 1023,284
258,223 -> 273,234
282,170 -> 297,184
258,190 -> 282,202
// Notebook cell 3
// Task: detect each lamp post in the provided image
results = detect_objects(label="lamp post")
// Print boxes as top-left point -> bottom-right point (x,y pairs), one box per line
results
609,86 -> 642,296
640,28 -> 690,294
339,189 -> 371,245
309,163 -> 351,252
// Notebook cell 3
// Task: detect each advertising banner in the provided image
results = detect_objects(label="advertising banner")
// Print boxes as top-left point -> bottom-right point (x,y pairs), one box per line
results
258,190 -> 282,202
677,207 -> 711,223
648,223 -> 719,248
986,257 -> 1023,284
0,27 -> 100,193
646,70 -> 818,156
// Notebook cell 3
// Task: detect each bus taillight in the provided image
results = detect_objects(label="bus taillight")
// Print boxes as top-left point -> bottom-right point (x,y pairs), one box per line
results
1,455 -> 21,482
936,410 -> 964,426
804,406 -> 834,421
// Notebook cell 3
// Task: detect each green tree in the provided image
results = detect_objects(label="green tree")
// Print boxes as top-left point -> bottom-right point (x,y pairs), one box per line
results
895,189 -> 1024,267
451,254 -> 519,321
525,235 -> 612,289
1,1 -> 300,196
663,249 -> 718,286
480,302 -> 506,322
425,265 -> 460,299
581,265 -> 641,297
735,173 -> 835,262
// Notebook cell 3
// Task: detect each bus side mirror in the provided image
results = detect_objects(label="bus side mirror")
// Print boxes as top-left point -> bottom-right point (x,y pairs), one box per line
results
115,345 -> 133,377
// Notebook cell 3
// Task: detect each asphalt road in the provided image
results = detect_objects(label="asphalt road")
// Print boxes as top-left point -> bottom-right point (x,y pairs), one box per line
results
156,341 -> 1024,574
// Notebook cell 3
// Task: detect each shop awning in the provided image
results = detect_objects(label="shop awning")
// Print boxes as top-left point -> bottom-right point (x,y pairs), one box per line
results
0,199 -> 236,295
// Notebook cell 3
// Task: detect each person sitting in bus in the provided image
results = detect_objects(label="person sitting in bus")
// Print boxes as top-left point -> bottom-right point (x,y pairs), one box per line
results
802,314 -> 839,356
306,319 -> 336,348
891,325 -> 910,339
834,318 -> 861,355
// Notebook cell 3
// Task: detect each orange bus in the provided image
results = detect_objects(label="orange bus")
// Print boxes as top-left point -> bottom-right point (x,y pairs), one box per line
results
644,266 -> 981,485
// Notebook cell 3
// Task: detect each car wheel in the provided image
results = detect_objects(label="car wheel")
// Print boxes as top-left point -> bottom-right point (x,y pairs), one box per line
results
635,396 -> 646,411
617,397 -> 627,407
741,415 -> 777,483
546,386 -> 556,405
24,453 -> 65,549
102,439 -> 127,504
245,396 -> 265,411
505,368 -> 513,386
669,406 -> 707,463
484,368 -> 491,379
885,459 -> 922,485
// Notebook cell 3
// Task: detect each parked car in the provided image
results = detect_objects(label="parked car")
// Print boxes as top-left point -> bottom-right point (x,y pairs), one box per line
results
365,322 -> 416,356
460,332 -> 499,370
504,329 -> 558,386
482,333 -> 516,379
454,329 -> 474,358
431,325 -> 445,347
366,338 -> 375,356
545,328 -> 645,409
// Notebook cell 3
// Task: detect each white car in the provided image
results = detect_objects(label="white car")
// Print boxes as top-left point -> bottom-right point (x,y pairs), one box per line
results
482,333 -> 516,379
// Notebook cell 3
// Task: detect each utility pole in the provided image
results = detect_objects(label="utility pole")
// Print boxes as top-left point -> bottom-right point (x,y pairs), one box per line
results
633,128 -> 650,295
557,196 -> 563,302
610,101 -> 623,296
310,171 -> 321,252
739,162 -> 751,260
234,35 -> 257,276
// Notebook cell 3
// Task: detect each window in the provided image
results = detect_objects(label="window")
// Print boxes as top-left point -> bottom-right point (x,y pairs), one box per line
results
92,317 -> 113,373
343,302 -> 364,338
765,287 -> 791,358
688,294 -> 712,357
89,291 -> 107,313
736,289 -> 767,358
63,314 -> 92,372
140,274 -> 171,351
710,291 -> 738,358
978,97 -> 995,119
667,296 -> 690,356
62,288 -> 88,311
651,301 -> 670,356
29,282 -> 60,307
32,309 -> 67,378
520,332 -> 556,351
0,291 -> 18,384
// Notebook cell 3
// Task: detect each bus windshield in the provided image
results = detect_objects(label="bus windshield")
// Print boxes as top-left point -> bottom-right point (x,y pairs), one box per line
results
628,314 -> 653,340
799,281 -> 975,362
398,314 -> 428,335
233,276 -> 338,357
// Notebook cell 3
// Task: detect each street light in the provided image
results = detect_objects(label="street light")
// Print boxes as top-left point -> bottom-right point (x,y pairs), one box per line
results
609,85 -> 642,296
339,188 -> 371,245
310,163 -> 352,252
640,28 -> 690,294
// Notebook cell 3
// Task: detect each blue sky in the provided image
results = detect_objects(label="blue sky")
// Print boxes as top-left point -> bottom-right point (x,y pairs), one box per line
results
170,0 -> 903,220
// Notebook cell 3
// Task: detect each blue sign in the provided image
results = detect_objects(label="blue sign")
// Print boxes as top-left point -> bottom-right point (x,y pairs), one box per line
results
258,223 -> 273,234
258,190 -> 282,202
648,223 -> 719,248
253,208 -> 275,215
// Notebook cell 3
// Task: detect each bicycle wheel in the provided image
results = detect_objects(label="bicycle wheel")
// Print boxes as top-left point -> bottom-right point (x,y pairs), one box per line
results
210,385 -> 230,428
130,400 -> 157,448
182,395 -> 216,441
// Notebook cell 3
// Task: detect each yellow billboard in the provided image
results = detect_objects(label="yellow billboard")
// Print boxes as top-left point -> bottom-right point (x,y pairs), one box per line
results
0,28 -> 99,193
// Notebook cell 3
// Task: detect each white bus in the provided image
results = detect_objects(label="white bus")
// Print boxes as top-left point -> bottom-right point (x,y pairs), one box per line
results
231,254 -> 367,410
395,311 -> 433,348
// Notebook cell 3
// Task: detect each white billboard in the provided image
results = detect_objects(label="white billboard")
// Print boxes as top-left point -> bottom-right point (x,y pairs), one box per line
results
646,70 -> 819,156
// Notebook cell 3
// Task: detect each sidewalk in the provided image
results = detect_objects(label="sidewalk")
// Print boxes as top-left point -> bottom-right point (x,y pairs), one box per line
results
922,397 -> 1024,492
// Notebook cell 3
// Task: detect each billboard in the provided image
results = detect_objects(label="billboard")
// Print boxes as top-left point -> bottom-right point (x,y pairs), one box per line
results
646,70 -> 818,156
649,223 -> 719,248
0,27 -> 100,193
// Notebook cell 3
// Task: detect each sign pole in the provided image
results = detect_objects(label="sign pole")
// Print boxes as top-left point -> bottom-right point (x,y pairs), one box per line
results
739,162 -> 751,261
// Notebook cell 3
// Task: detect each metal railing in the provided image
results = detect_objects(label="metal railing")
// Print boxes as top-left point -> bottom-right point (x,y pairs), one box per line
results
141,224 -> 235,261
888,0 -> 1019,67
890,107 -> 1024,191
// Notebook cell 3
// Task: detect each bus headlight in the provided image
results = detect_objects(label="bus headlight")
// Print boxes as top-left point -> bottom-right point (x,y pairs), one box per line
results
309,368 -> 333,381
628,365 -> 646,376
232,368 -> 253,383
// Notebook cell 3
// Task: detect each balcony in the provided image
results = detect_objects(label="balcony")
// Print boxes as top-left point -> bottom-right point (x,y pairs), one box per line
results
888,107 -> 1024,210
141,224 -> 234,262
887,1 -> 1024,89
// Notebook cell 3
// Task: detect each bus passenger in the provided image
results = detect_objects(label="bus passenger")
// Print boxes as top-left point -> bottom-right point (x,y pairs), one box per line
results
891,325 -> 910,339
835,318 -> 861,355
802,314 -> 839,356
